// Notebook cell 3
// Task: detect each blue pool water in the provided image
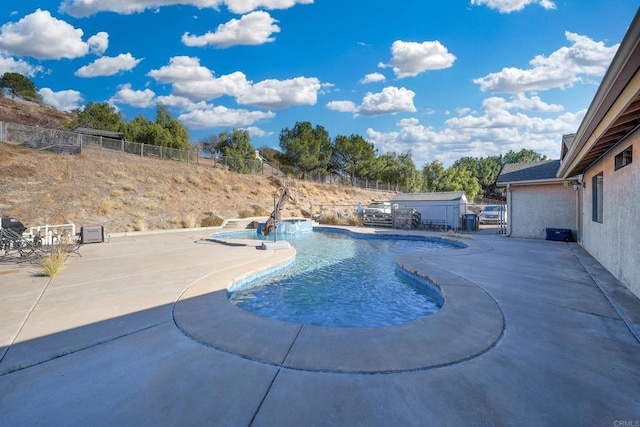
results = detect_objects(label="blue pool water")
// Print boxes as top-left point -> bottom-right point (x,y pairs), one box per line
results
225,229 -> 461,328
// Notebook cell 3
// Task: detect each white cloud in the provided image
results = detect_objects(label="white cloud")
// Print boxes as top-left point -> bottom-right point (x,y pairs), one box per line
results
0,9 -> 106,60
236,76 -> 321,109
109,84 -> 156,108
241,126 -> 274,137
356,86 -> 417,116
474,32 -> 619,93
380,40 -> 456,79
147,56 -> 214,83
59,0 -> 313,17
75,53 -> 142,77
148,56 -> 322,108
365,93 -> 583,167
182,11 -> 279,48
483,93 -> 563,113
88,32 -> 109,55
176,71 -> 252,100
148,56 -> 250,100
397,118 -> 420,127
326,100 -> 357,113
0,54 -> 43,77
360,72 -> 386,84
224,0 -> 314,14
178,105 -> 275,129
38,88 -> 83,112
155,95 -> 210,110
470,0 -> 556,13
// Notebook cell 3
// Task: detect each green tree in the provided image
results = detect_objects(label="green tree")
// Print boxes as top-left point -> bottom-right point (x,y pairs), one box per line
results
331,134 -> 378,184
421,161 -> 480,200
440,167 -> 481,201
67,102 -> 125,132
258,146 -> 281,165
215,129 -> 258,173
452,156 -> 502,189
279,121 -> 332,179
452,156 -> 502,199
155,103 -> 189,150
502,149 -> 547,165
374,152 -> 422,192
125,115 -> 173,147
421,160 -> 446,192
0,72 -> 41,102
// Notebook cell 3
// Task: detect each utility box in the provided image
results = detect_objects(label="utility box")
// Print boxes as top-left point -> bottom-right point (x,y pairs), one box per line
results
545,228 -> 572,242
81,225 -> 104,244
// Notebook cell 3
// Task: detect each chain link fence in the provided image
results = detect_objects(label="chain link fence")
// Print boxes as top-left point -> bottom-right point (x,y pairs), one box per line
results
0,120 -> 397,191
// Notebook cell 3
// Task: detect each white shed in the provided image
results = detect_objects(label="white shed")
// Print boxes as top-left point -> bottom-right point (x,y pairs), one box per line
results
391,191 -> 468,230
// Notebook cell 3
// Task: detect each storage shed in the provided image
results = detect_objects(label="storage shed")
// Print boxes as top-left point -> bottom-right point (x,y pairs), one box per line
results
391,191 -> 467,230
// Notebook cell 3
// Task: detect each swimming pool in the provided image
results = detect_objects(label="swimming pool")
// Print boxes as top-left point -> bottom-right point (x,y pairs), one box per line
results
224,228 -> 462,328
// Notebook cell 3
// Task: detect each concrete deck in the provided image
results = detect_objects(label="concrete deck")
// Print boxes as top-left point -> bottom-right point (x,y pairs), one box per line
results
0,227 -> 639,425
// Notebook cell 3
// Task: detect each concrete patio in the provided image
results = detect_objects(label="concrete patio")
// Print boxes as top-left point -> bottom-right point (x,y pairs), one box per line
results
0,227 -> 639,426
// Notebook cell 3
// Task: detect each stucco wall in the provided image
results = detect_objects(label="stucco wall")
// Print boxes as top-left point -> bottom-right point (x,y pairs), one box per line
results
508,183 -> 577,240
581,130 -> 640,298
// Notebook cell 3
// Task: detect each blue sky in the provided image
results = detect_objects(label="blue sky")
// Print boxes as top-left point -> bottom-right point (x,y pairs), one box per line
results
0,1 -> 637,167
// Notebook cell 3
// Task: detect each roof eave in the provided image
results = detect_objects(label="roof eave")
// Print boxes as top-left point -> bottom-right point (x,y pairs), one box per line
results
498,178 -> 571,186
558,9 -> 640,178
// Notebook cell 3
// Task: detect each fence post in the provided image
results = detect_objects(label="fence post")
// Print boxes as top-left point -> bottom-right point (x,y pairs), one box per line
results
141,143 -> 144,158
0,121 -> 3,142
121,139 -> 124,153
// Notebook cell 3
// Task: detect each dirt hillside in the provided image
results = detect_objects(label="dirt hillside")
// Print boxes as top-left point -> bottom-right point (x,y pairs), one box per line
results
0,97 -> 75,128
0,99 -> 394,234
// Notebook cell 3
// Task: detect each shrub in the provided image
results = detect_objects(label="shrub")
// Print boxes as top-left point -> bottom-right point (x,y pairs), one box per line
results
238,209 -> 253,219
188,176 -> 202,188
253,205 -> 269,216
201,216 -> 223,227
318,212 -> 359,226
42,247 -> 69,277
182,214 -> 196,228
98,201 -> 113,215
267,176 -> 282,187
318,213 -> 343,225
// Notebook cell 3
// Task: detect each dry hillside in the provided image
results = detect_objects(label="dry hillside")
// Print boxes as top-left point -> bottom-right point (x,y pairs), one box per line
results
0,99 -> 394,233
0,97 -> 75,128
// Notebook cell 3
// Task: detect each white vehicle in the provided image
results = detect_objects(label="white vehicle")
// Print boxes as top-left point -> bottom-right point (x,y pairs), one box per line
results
364,201 -> 391,215
479,205 -> 507,224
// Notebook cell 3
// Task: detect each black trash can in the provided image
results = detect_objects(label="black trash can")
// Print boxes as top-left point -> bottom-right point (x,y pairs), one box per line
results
464,214 -> 478,231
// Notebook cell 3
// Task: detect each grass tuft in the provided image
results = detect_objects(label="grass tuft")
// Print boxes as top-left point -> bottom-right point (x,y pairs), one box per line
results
182,214 -> 197,228
42,246 -> 70,277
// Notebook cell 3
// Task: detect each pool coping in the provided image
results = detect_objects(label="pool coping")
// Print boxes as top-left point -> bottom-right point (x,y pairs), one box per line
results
173,227 -> 506,374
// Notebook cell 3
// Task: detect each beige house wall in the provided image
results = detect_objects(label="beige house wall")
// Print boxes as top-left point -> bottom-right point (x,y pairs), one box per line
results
581,130 -> 640,298
508,183 -> 577,240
